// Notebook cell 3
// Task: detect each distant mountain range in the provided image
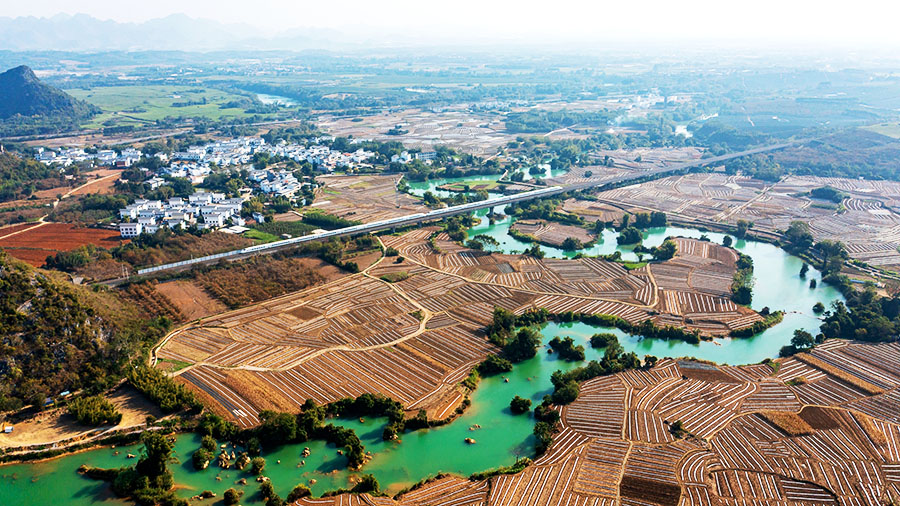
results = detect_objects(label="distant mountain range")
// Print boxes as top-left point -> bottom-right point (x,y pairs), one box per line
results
0,65 -> 98,119
0,14 -> 346,51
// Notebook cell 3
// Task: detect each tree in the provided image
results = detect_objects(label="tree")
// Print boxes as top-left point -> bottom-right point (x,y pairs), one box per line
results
548,336 -> 585,361
503,327 -> 541,362
561,237 -> 583,250
722,235 -> 733,248
791,329 -> 815,350
509,395 -> 532,414
617,226 -> 642,245
256,410 -> 298,447
250,456 -> 266,475
651,239 -> 677,261
589,333 -> 619,349
533,421 -> 554,454
550,380 -> 580,405
736,219 -> 753,238
731,268 -> 754,305
352,474 -> 380,494
524,244 -> 545,259
223,488 -> 241,506
813,301 -> 825,313
192,448 -> 213,470
800,263 -> 809,277
815,240 -> 848,276
68,395 -> 122,426
649,211 -> 667,227
478,354 -> 513,375
784,221 -> 814,251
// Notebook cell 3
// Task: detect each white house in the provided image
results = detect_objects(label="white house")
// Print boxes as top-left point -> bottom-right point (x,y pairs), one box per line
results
119,222 -> 143,238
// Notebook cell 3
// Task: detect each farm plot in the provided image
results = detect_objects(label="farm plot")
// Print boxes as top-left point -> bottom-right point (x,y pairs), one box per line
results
161,227 -> 766,429
593,172 -> 900,273
313,174 -> 429,223
317,107 -> 514,155
315,340 -> 900,506
0,222 -> 124,267
383,230 -> 761,335
510,219 -> 595,247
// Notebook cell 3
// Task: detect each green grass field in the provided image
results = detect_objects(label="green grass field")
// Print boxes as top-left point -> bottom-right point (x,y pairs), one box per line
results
243,229 -> 280,243
861,123 -> 900,139
68,85 -> 265,128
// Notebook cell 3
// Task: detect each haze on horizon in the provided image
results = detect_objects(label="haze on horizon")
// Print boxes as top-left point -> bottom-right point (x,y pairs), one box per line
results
5,0 -> 900,49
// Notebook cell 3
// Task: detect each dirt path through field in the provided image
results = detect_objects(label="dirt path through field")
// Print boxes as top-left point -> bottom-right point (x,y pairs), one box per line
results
63,171 -> 121,199
162,240 -> 437,375
0,222 -> 47,240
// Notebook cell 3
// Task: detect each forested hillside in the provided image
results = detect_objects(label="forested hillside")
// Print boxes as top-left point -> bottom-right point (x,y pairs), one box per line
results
0,152 -> 65,202
0,251 -> 169,411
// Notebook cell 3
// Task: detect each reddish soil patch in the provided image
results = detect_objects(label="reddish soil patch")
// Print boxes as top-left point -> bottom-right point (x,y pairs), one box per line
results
0,223 -> 123,250
677,360 -> 741,383
272,211 -> 304,222
0,249 -> 54,267
0,222 -> 42,239
0,223 -> 125,267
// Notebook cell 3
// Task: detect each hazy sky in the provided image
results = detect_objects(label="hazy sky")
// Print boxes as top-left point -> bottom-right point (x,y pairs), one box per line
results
7,0 -> 900,46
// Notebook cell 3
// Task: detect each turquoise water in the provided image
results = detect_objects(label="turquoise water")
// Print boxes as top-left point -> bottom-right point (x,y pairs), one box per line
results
404,164 -> 564,199
0,223 -> 843,505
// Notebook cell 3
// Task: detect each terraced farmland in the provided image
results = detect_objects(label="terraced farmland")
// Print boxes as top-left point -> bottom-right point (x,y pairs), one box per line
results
594,172 -> 900,273
297,340 -> 900,506
159,230 -> 764,426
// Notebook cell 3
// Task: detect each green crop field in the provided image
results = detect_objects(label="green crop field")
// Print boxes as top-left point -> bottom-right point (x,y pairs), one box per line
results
68,85 -> 264,128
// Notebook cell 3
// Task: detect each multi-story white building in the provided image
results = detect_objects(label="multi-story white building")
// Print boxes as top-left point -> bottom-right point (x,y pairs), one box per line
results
118,222 -> 143,238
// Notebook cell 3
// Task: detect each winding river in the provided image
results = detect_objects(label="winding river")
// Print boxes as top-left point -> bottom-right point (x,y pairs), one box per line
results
0,217 -> 843,505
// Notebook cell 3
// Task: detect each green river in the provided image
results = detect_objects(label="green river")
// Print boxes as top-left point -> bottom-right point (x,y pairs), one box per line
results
0,218 -> 842,505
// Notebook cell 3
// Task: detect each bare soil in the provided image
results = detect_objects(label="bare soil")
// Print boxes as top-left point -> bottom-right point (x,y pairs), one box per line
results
155,280 -> 228,321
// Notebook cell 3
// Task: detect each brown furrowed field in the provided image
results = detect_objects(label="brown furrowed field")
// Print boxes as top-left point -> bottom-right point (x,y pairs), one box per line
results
295,340 -> 900,506
159,229 -> 765,430
509,219 -> 595,247
0,222 -> 125,267
150,220 -> 900,505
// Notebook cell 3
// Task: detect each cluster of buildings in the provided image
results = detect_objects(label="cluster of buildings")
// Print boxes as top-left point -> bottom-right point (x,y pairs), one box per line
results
34,136 -> 376,174
260,141 -> 374,171
117,191 -> 246,238
249,168 -> 306,197
35,147 -> 142,168
170,137 -> 265,166
391,150 -> 436,164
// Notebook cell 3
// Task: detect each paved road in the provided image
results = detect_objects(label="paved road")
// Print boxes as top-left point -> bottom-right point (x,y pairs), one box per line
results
135,142 -> 793,277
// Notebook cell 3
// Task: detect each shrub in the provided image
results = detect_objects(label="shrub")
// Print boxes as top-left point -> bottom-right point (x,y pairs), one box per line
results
286,484 -> 312,502
192,448 -> 213,470
68,395 -> 122,426
250,456 -> 266,475
223,488 -> 241,505
478,354 -> 513,375
509,395 -> 532,414
548,336 -> 585,361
